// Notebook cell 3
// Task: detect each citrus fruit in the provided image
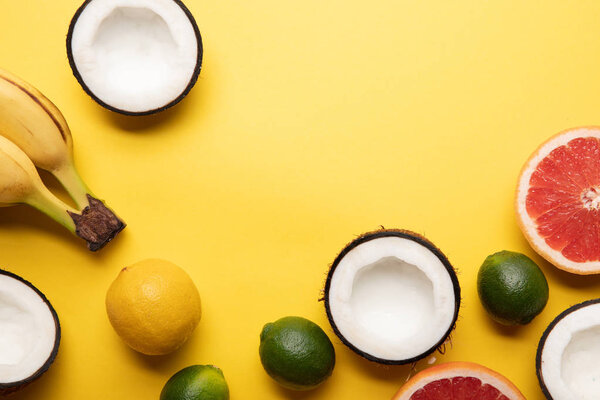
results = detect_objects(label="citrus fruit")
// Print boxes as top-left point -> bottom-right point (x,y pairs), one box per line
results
516,126 -> 600,274
477,250 -> 549,325
392,362 -> 526,400
105,259 -> 201,355
259,316 -> 335,391
160,365 -> 229,400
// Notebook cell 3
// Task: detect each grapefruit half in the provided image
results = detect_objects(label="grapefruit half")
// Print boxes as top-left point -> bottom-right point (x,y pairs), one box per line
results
516,127 -> 600,274
392,362 -> 525,400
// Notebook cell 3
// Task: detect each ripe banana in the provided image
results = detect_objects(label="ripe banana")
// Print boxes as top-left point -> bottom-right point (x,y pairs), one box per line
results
0,67 -> 112,210
0,135 -> 123,250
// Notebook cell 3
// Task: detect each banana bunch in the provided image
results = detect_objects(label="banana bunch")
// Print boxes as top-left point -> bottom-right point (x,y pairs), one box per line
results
0,68 -> 124,251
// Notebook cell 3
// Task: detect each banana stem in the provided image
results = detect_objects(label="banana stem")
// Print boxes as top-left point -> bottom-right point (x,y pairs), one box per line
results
51,162 -> 92,210
26,183 -> 125,251
48,161 -> 125,251
26,187 -> 77,233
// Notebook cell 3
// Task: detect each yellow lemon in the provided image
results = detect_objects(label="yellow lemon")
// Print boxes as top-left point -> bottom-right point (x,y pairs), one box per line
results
105,259 -> 201,355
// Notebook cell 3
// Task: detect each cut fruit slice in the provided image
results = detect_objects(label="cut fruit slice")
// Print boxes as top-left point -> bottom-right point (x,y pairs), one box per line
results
0,270 -> 60,394
516,127 -> 600,274
67,0 -> 202,115
324,229 -> 460,365
537,299 -> 600,400
392,362 -> 526,400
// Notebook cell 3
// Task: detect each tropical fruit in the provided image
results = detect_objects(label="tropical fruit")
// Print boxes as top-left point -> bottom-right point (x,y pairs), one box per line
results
67,0 -> 203,115
392,362 -> 526,400
516,127 -> 600,274
259,316 -> 335,391
0,126 -> 123,251
0,270 -> 60,395
105,259 -> 202,355
160,365 -> 229,400
477,251 -> 549,325
0,67 -> 124,251
324,229 -> 460,364
537,299 -> 600,400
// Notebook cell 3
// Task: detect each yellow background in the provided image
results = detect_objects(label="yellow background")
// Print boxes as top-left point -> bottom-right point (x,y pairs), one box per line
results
2,1 -> 600,399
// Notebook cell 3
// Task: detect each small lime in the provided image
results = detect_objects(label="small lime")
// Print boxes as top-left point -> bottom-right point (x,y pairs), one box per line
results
477,250 -> 549,325
259,316 -> 335,391
160,365 -> 229,400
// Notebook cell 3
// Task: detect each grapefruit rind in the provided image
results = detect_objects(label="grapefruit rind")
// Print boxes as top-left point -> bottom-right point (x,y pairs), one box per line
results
392,362 -> 526,400
516,126 -> 600,274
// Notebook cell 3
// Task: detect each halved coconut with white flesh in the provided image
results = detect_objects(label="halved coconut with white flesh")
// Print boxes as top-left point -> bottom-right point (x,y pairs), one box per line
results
324,230 -> 460,364
0,270 -> 60,394
537,299 -> 600,399
67,0 -> 202,115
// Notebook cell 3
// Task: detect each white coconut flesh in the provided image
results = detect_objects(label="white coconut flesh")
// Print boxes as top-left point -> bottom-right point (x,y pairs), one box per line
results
539,302 -> 600,399
327,236 -> 457,362
0,274 -> 57,384
69,0 -> 199,113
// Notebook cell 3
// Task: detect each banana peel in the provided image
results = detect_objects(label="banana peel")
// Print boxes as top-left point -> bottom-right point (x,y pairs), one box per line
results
0,68 -> 124,251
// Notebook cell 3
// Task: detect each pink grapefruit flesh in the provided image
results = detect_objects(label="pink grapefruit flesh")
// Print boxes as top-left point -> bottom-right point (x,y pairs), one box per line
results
392,362 -> 525,400
516,127 -> 600,274
409,377 -> 508,400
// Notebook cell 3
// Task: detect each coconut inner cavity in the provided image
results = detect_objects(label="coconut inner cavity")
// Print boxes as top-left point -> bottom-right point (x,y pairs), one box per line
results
350,256 -> 434,342
561,326 -> 600,397
92,7 -> 177,101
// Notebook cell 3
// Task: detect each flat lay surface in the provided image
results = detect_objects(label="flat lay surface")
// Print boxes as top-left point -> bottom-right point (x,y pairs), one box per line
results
2,1 -> 600,399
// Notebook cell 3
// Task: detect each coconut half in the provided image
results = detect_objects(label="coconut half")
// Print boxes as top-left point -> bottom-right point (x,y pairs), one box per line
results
324,230 -> 460,365
0,270 -> 60,394
67,0 -> 202,115
537,299 -> 600,400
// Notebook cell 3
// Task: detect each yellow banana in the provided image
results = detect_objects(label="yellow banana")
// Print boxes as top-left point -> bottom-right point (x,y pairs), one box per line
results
0,135 -> 123,251
0,67 -> 111,210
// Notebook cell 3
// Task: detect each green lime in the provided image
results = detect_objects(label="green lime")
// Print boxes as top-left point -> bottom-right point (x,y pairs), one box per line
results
477,250 -> 549,325
160,365 -> 229,400
259,316 -> 335,391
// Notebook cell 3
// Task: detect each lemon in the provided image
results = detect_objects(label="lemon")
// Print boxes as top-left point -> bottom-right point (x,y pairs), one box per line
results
105,259 -> 201,355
